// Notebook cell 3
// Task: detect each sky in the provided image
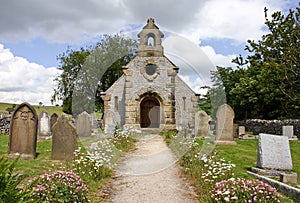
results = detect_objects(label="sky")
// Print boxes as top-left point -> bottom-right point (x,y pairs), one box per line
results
0,0 -> 298,106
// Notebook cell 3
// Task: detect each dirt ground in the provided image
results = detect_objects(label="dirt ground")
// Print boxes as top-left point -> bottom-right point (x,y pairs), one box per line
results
103,134 -> 198,203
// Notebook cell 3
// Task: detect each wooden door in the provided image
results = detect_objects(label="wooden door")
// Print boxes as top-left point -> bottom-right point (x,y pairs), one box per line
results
140,98 -> 160,128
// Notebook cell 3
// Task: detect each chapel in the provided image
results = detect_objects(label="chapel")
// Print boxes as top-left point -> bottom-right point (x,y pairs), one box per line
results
101,18 -> 199,133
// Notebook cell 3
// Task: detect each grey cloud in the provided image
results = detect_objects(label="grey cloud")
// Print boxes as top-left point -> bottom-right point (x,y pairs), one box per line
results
0,0 -> 206,43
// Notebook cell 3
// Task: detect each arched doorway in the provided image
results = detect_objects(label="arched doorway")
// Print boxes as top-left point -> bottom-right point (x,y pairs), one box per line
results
140,97 -> 160,128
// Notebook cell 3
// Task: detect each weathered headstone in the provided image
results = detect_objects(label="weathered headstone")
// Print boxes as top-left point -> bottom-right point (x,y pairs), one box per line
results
216,104 -> 235,142
194,110 -> 209,137
38,111 -> 51,136
76,111 -> 92,137
257,133 -> 293,170
50,113 -> 58,129
52,114 -> 78,160
8,102 -> 38,159
282,126 -> 293,138
238,126 -> 246,136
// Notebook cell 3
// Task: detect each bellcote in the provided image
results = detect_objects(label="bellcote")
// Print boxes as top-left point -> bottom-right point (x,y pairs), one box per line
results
137,18 -> 164,57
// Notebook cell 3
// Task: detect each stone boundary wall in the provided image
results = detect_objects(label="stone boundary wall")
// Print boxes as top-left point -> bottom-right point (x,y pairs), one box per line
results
0,114 -> 10,134
237,119 -> 300,137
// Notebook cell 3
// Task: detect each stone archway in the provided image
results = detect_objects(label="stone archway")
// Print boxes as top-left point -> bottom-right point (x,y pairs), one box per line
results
140,97 -> 160,128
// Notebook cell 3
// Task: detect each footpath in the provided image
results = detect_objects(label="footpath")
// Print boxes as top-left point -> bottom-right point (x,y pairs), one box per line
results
105,134 -> 198,203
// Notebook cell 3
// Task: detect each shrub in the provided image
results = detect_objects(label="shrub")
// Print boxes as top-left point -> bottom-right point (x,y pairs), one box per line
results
211,178 -> 282,202
113,125 -> 136,152
72,144 -> 113,181
29,170 -> 89,203
0,156 -> 33,203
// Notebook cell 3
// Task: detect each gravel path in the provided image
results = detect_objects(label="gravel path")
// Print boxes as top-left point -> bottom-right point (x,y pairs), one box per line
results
105,134 -> 198,203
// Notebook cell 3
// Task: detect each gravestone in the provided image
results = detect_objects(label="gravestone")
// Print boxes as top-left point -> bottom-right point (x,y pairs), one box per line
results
76,111 -> 92,137
38,111 -> 51,136
50,113 -> 58,129
8,102 -> 38,159
216,104 -> 235,142
238,126 -> 246,136
282,126 -> 293,138
257,133 -> 293,170
194,110 -> 209,137
52,114 -> 78,160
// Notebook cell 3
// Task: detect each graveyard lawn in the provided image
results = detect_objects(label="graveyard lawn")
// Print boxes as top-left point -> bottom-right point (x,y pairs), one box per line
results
213,139 -> 300,184
0,134 -> 109,202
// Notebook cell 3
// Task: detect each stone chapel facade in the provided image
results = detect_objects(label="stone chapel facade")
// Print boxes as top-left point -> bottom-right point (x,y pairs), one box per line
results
101,18 -> 199,133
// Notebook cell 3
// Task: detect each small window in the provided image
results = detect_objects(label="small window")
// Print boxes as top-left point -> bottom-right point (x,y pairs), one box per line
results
114,96 -> 118,112
147,36 -> 154,46
183,97 -> 186,111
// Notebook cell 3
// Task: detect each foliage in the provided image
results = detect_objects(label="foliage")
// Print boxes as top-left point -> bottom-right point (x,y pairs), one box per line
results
28,170 -> 89,203
112,125 -> 137,152
211,178 -> 282,202
5,104 -> 16,114
208,5 -> 300,120
0,156 -> 33,203
181,147 -> 235,202
72,145 -> 113,182
52,34 -> 138,115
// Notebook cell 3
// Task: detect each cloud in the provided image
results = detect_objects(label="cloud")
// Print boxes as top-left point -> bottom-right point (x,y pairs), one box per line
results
0,44 -> 61,105
163,34 -> 234,94
0,0 -> 288,44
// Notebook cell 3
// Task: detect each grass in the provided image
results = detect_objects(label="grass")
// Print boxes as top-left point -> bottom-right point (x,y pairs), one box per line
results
0,102 -> 63,116
160,131 -> 299,202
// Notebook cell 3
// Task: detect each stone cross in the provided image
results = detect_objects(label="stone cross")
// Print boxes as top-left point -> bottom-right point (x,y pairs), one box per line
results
8,102 -> 38,159
216,104 -> 235,141
76,111 -> 92,137
195,110 -> 209,137
52,114 -> 78,160
38,111 -> 51,136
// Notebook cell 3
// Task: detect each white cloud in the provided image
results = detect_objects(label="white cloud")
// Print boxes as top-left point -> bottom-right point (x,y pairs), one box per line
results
163,34 -> 234,94
0,44 -> 61,105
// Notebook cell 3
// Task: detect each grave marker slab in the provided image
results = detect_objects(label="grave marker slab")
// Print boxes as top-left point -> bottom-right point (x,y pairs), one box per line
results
38,111 -> 51,136
257,133 -> 293,170
195,110 -> 209,137
52,114 -> 78,160
8,102 -> 38,159
282,126 -> 293,138
216,104 -> 235,141
50,113 -> 58,129
239,126 -> 246,136
76,111 -> 92,137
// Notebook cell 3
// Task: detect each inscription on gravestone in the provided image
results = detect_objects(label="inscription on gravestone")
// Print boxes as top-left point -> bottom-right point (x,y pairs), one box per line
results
8,102 -> 38,159
52,114 -> 78,160
257,133 -> 293,170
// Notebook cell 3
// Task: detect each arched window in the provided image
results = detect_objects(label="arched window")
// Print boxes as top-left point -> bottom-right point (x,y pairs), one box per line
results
147,36 -> 154,46
146,33 -> 155,46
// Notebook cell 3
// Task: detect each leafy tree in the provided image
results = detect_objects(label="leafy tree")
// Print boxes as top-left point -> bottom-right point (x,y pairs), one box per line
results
209,5 -> 300,120
52,34 -> 138,115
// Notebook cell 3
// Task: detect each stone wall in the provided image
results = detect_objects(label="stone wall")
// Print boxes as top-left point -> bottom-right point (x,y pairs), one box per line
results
237,119 -> 300,137
0,114 -> 10,134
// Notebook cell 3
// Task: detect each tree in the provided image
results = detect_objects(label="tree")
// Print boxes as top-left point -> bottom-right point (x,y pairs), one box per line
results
52,34 -> 138,115
209,5 -> 300,120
